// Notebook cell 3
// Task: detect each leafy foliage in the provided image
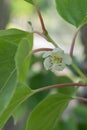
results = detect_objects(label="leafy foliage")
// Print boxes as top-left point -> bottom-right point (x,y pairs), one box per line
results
0,40 -> 17,116
0,83 -> 35,129
56,0 -> 87,27
0,41 -> 17,90
0,28 -> 33,129
26,93 -> 72,130
0,29 -> 29,44
28,68 -> 74,109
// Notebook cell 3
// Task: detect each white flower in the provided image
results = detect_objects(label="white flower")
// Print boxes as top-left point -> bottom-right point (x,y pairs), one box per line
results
43,47 -> 72,71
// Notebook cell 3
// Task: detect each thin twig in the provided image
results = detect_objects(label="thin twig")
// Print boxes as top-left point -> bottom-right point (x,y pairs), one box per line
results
32,0 -> 58,47
33,0 -> 47,33
36,83 -> 87,93
31,48 -> 53,54
74,96 -> 87,102
70,30 -> 79,56
33,31 -> 47,39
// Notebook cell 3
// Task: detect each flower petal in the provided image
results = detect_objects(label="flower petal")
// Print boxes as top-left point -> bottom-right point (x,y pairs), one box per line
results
63,54 -> 72,65
52,48 -> 64,57
52,47 -> 63,53
43,57 -> 52,70
43,51 -> 51,58
52,63 -> 65,71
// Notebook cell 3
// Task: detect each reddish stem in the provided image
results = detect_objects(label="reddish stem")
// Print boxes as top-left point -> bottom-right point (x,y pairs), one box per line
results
70,30 -> 79,57
36,83 -> 87,92
75,96 -> 87,102
33,31 -> 47,39
36,82 -> 87,103
32,48 -> 53,54
37,8 -> 47,33
33,1 -> 47,33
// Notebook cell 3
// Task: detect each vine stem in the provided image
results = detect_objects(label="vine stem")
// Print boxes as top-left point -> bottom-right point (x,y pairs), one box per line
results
46,34 -> 58,47
33,31 -> 58,47
32,0 -> 58,47
31,48 -> 53,54
36,83 -> 87,103
73,96 -> 87,102
70,30 -> 79,56
32,0 -> 47,34
35,83 -> 87,93
33,31 -> 47,39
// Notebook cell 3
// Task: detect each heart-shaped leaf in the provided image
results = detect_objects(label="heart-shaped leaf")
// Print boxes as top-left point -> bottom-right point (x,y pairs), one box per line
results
55,0 -> 87,27
26,93 -> 72,130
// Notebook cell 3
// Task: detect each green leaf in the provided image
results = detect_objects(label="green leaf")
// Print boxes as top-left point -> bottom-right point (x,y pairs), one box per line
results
28,72 -> 74,110
0,41 -> 17,89
55,0 -> 87,27
0,83 -> 35,129
26,93 -> 72,130
0,29 -> 29,45
28,71 -> 52,109
0,29 -> 33,127
0,29 -> 32,113
0,69 -> 17,116
0,40 -> 17,116
13,102 -> 28,125
15,34 -> 33,82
